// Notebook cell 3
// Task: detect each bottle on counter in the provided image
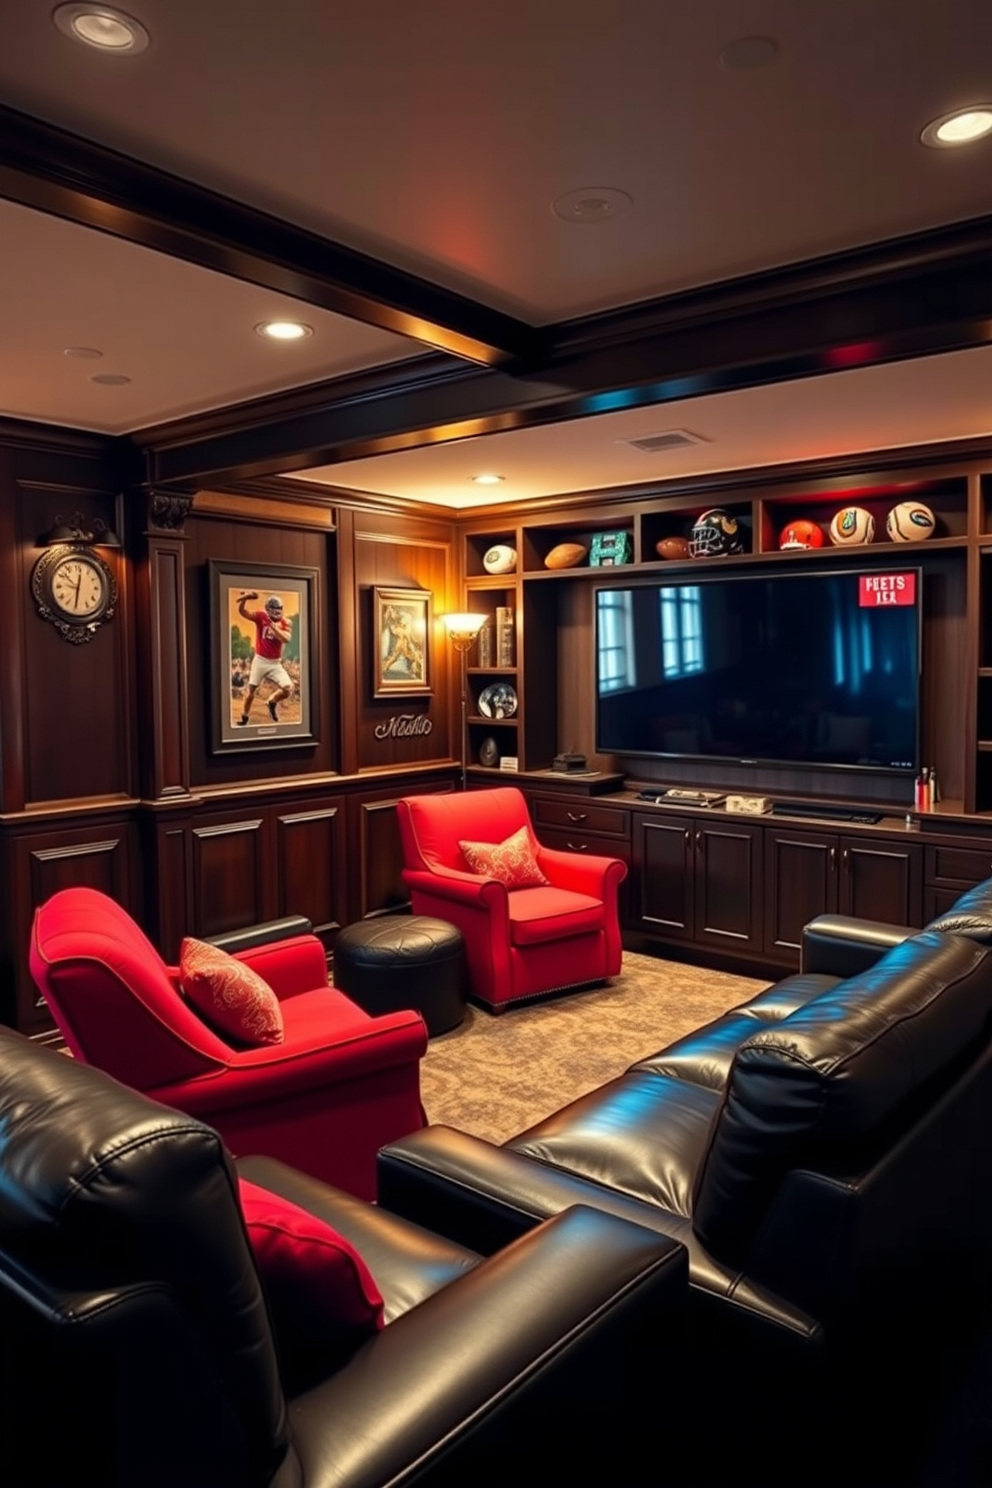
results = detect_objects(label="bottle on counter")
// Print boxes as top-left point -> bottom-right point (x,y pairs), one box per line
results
915,768 -> 929,812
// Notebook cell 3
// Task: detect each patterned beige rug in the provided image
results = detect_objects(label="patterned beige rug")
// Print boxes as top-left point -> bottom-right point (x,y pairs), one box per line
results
419,949 -> 767,1143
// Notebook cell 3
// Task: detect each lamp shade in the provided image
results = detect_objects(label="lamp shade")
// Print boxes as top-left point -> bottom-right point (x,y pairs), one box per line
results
441,613 -> 487,649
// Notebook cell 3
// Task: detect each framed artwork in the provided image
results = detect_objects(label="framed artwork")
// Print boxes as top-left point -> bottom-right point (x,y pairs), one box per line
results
209,560 -> 319,752
373,587 -> 432,697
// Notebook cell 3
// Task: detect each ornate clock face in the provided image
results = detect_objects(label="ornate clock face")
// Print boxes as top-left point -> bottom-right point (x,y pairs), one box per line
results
31,544 -> 117,643
50,554 -> 108,619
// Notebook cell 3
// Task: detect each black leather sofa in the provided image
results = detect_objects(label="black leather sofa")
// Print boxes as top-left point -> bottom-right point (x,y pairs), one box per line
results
380,899 -> 992,1480
0,1026 -> 688,1488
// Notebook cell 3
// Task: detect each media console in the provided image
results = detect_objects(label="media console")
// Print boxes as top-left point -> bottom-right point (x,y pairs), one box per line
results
505,773 -> 992,978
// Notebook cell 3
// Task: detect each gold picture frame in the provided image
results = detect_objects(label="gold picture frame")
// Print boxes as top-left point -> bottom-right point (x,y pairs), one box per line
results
373,587 -> 432,697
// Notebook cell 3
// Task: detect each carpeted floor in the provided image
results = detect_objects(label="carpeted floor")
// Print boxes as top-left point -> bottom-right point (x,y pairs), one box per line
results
419,948 -> 767,1142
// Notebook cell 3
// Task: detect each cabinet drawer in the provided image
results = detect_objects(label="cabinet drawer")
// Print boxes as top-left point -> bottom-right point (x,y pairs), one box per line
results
531,797 -> 629,838
925,845 -> 992,887
536,824 -> 631,861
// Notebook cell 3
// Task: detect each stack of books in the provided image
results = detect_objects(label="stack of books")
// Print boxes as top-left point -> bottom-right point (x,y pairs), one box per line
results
495,606 -> 514,667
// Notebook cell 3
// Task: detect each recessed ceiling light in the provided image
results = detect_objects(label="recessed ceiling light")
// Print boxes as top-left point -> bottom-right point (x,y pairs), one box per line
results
718,35 -> 779,71
53,5 -> 150,53
471,474 -> 505,486
921,107 -> 992,148
89,373 -> 131,386
63,346 -> 103,359
552,187 -> 633,225
256,320 -> 313,341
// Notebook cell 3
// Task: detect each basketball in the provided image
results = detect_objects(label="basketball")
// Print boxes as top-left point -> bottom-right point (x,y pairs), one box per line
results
779,519 -> 825,551
828,506 -> 875,545
886,501 -> 936,542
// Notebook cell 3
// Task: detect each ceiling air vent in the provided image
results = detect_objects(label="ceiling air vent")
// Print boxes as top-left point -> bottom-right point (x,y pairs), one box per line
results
622,429 -> 711,453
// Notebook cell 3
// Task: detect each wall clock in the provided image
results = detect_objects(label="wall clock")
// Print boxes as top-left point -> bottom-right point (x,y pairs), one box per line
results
31,543 -> 118,644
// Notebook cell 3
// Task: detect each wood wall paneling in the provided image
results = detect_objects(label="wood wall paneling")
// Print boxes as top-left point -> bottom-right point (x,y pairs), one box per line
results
349,781 -> 453,921
190,814 -> 267,938
141,539 -> 191,798
274,801 -> 347,947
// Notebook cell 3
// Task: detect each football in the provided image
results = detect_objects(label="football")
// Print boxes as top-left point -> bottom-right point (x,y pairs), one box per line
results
655,536 -> 691,560
829,506 -> 875,545
482,543 -> 517,574
544,542 -> 588,570
779,519 -> 825,551
886,501 -> 936,542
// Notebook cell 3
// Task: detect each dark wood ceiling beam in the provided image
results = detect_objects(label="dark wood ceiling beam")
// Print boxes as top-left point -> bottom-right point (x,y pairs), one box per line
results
0,102 -> 536,368
139,228 -> 992,486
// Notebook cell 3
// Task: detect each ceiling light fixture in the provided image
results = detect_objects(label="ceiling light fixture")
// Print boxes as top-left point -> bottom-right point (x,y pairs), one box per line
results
89,373 -> 131,386
63,346 -> 103,359
255,320 -> 313,341
921,107 -> 992,148
552,187 -> 633,224
470,474 -> 505,485
53,4 -> 150,53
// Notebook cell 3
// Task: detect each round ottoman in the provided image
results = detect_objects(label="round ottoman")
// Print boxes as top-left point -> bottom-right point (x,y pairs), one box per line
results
333,915 -> 467,1036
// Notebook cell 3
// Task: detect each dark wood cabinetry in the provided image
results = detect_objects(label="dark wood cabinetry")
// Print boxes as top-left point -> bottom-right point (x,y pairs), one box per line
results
630,812 -> 763,954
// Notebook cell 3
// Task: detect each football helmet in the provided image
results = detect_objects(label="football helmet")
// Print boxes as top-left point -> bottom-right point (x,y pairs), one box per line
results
689,509 -> 744,558
265,595 -> 284,614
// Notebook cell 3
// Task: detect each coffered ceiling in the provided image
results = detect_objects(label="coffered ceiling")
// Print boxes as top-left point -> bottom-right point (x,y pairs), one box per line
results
1,0 -> 991,507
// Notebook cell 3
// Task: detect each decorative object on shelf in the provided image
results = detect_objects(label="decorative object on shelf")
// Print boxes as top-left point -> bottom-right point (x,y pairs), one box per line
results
478,735 -> 499,767
495,604 -> 515,666
551,752 -> 588,773
655,536 -> 691,560
476,620 -> 494,667
482,543 -> 517,574
589,531 -> 633,566
544,542 -> 588,570
725,795 -> 772,815
689,509 -> 745,558
886,500 -> 936,542
209,560 -> 318,753
778,519 -> 825,550
373,586 -> 432,697
440,612 -> 488,790
31,511 -> 121,644
498,756 -> 519,771
478,682 -> 518,719
828,506 -> 875,545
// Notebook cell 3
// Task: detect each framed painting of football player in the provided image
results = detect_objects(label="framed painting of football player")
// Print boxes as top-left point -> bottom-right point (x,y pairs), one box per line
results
373,586 -> 432,697
209,560 -> 319,752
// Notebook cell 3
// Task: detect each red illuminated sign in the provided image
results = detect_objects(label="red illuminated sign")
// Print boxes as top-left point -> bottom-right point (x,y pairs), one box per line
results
858,573 -> 916,607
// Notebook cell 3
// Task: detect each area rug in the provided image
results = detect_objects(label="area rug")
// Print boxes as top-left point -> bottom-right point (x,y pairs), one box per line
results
419,949 -> 768,1143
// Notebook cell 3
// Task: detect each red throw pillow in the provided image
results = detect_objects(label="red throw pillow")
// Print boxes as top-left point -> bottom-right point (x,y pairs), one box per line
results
458,824 -> 549,889
179,937 -> 284,1046
238,1178 -> 384,1362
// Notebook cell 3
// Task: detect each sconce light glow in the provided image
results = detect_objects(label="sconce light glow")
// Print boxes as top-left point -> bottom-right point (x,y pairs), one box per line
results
255,321 -> 314,341
921,108 -> 992,148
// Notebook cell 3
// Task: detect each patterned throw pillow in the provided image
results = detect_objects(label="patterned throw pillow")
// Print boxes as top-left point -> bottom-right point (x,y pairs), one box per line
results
179,937 -> 284,1046
458,824 -> 549,889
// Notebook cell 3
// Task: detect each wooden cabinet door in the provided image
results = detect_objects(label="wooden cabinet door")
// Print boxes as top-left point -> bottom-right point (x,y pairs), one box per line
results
692,819 -> 764,953
837,836 -> 923,927
764,828 -> 838,963
630,812 -> 693,939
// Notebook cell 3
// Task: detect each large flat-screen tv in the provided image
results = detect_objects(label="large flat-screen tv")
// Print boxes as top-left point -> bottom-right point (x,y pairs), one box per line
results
595,568 -> 921,775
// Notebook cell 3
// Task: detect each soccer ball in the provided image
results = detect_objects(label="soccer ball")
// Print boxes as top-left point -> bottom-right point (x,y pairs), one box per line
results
689,509 -> 745,558
829,507 -> 875,546
779,519 -> 825,551
886,501 -> 935,542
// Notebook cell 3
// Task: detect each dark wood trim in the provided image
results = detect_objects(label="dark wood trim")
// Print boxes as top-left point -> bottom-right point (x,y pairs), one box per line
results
0,414 -> 116,459
0,102 -> 536,368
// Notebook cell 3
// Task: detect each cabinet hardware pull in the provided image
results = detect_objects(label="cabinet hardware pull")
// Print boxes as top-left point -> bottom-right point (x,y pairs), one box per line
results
566,811 -> 587,823
695,830 -> 702,846
684,830 -> 691,845
566,841 -> 587,852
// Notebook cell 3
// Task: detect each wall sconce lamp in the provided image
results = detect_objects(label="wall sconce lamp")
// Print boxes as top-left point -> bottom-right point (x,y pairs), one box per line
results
440,612 -> 488,790
38,512 -> 122,549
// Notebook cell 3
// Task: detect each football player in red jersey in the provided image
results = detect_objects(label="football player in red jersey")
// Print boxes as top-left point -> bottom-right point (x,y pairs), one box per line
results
236,592 -> 293,725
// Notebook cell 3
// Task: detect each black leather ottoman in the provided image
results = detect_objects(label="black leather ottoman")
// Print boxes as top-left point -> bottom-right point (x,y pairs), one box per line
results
333,915 -> 467,1036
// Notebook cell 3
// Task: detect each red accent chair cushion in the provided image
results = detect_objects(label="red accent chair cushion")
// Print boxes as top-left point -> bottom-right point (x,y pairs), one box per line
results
238,1177 -> 384,1358
458,824 -> 549,888
398,787 -> 627,1013
28,886 -> 428,1200
180,937 -> 285,1046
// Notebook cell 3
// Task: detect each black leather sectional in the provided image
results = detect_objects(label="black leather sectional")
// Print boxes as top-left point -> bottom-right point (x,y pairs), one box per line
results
380,881 -> 992,1481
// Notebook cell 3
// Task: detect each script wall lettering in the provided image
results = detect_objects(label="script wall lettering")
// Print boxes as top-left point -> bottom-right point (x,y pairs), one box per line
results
373,713 -> 434,741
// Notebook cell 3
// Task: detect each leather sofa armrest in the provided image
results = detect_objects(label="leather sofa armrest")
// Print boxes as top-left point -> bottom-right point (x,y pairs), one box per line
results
205,915 -> 313,953
800,913 -> 917,978
284,1204 -> 688,1488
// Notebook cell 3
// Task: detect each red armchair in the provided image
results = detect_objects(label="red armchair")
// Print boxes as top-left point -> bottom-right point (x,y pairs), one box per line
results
397,787 -> 627,1012
28,887 -> 427,1200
